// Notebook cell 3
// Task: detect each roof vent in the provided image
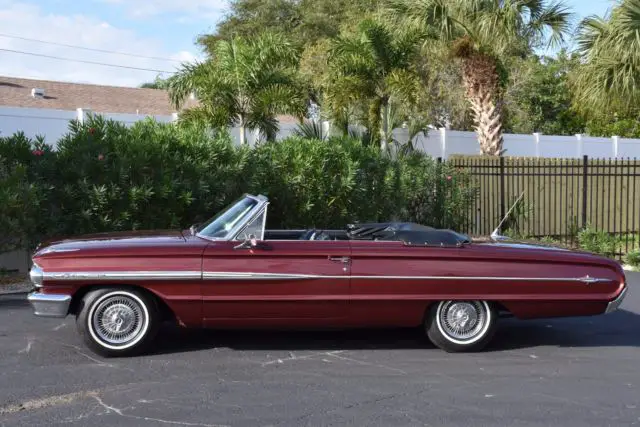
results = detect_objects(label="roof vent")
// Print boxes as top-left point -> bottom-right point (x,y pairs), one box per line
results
31,88 -> 45,98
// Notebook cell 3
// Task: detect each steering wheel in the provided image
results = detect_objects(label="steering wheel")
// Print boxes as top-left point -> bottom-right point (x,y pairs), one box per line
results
299,229 -> 331,240
299,229 -> 318,240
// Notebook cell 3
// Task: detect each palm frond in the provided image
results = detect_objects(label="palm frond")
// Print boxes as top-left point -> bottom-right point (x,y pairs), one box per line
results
294,120 -> 327,140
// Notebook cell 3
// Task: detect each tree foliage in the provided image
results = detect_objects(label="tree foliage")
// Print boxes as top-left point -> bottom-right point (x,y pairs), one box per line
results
168,33 -> 307,143
206,0 -> 381,49
574,0 -> 640,116
504,51 -> 586,135
388,0 -> 573,155
326,18 -> 422,149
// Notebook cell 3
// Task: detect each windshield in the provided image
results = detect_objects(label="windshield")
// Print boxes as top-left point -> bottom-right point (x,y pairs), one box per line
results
197,196 -> 258,239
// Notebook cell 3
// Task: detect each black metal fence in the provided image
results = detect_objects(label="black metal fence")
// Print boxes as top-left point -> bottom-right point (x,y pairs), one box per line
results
444,156 -> 640,259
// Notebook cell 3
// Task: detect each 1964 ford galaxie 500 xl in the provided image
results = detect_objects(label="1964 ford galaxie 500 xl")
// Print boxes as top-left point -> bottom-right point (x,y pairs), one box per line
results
27,194 -> 627,356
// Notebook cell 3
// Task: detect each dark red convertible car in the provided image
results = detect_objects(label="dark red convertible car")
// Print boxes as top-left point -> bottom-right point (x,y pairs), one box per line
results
28,194 -> 627,356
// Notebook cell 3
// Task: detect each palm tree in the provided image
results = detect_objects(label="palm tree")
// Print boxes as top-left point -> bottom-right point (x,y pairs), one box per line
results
168,33 -> 307,144
574,0 -> 640,115
327,19 -> 422,150
389,0 -> 572,155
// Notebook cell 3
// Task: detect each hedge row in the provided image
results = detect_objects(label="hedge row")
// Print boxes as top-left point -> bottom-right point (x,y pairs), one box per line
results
0,116 -> 476,252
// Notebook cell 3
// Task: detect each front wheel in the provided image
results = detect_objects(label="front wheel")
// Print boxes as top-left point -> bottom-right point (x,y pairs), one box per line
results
76,288 -> 159,357
426,300 -> 497,352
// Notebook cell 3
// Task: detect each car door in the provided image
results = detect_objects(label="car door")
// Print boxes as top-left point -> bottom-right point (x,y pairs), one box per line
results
201,239 -> 351,328
348,240 -> 467,328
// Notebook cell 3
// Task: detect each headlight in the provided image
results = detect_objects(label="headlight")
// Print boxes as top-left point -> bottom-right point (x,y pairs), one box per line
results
30,263 -> 44,288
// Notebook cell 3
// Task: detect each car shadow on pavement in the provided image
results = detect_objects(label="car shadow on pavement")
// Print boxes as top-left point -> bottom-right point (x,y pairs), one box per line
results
150,308 -> 640,355
150,325 -> 433,355
487,309 -> 640,351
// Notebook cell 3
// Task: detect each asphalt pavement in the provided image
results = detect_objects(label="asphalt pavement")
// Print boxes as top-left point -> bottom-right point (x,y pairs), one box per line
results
1,273 -> 639,427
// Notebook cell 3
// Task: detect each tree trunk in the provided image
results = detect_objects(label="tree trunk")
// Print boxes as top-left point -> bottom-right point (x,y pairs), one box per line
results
380,100 -> 389,151
461,54 -> 504,156
239,115 -> 246,145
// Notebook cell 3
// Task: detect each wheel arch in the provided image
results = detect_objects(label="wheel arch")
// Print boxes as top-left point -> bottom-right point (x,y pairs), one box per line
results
69,284 -> 176,323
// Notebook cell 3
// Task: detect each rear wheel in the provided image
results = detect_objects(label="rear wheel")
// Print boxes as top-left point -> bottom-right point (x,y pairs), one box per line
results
76,288 -> 159,357
426,300 -> 497,352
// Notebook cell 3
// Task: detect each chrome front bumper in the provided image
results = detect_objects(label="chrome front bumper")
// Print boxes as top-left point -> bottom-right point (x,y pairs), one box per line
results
605,287 -> 628,314
27,292 -> 72,318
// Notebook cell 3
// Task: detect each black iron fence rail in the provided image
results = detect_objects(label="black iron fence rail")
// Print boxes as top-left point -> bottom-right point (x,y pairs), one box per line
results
443,156 -> 640,260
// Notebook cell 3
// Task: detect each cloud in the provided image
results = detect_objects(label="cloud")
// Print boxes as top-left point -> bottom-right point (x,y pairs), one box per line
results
0,1 -> 201,87
99,0 -> 228,21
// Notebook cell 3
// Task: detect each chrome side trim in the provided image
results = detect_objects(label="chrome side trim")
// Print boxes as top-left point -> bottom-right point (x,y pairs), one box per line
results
39,270 -> 615,284
28,292 -> 72,318
43,271 -> 202,281
203,271 -> 341,280
605,287 -> 627,314
203,272 -> 613,283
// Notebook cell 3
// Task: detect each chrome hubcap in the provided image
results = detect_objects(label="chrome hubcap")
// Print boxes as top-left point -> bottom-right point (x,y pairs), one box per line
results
92,296 -> 145,345
439,301 -> 487,341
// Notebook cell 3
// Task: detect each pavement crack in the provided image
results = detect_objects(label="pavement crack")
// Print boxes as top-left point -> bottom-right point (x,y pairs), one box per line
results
62,344 -> 134,372
327,352 -> 407,375
52,323 -> 67,331
261,350 -> 346,366
91,395 -> 229,427
18,339 -> 33,354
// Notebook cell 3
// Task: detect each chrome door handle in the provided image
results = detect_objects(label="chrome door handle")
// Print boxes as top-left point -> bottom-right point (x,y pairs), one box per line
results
328,256 -> 350,272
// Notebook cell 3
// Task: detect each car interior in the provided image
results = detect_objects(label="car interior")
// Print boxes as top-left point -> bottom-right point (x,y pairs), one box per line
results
263,223 -> 471,246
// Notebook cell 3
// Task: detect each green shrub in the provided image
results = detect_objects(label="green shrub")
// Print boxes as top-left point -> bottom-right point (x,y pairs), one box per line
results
577,226 -> 619,258
625,250 -> 640,269
0,115 -> 476,251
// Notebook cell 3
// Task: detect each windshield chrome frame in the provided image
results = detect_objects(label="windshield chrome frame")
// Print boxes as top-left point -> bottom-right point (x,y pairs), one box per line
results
231,202 -> 269,242
195,194 -> 269,242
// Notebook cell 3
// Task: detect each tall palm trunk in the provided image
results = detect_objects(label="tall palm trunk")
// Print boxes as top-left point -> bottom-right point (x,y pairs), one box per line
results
461,54 -> 504,156
380,98 -> 389,152
239,113 -> 247,145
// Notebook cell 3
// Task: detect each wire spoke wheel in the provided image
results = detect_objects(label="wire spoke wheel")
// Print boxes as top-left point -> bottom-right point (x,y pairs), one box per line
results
87,291 -> 149,350
435,300 -> 492,346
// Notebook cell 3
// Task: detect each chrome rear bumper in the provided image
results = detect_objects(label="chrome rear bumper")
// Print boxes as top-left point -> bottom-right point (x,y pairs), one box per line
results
27,292 -> 71,318
605,287 -> 627,314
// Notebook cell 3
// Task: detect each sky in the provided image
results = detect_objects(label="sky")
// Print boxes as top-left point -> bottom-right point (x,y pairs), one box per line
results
0,0 -> 617,88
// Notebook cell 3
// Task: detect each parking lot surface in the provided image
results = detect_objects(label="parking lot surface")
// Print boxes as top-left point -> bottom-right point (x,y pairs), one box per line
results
1,273 -> 639,426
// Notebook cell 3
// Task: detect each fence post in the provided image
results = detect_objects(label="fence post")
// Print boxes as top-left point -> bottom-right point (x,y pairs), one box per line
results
576,134 -> 583,158
499,156 -> 506,221
436,157 -> 444,227
612,135 -> 619,158
582,155 -> 588,229
439,128 -> 447,159
76,108 -> 92,124
533,132 -> 541,158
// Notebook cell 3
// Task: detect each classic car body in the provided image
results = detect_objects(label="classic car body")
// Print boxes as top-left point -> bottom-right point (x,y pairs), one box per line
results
28,194 -> 628,356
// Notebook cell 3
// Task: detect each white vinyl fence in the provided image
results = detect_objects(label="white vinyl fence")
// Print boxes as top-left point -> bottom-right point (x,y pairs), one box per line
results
2,106 -> 639,158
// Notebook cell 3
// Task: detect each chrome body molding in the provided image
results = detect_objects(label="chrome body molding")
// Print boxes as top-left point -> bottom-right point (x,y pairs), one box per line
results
28,292 -> 72,318
605,287 -> 627,314
43,271 -> 202,281
203,271 -> 332,280
202,272 -> 612,283
39,270 -> 614,284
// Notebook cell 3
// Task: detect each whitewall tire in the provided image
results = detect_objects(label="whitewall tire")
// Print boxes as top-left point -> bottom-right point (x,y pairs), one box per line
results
426,300 -> 497,352
76,288 -> 160,357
